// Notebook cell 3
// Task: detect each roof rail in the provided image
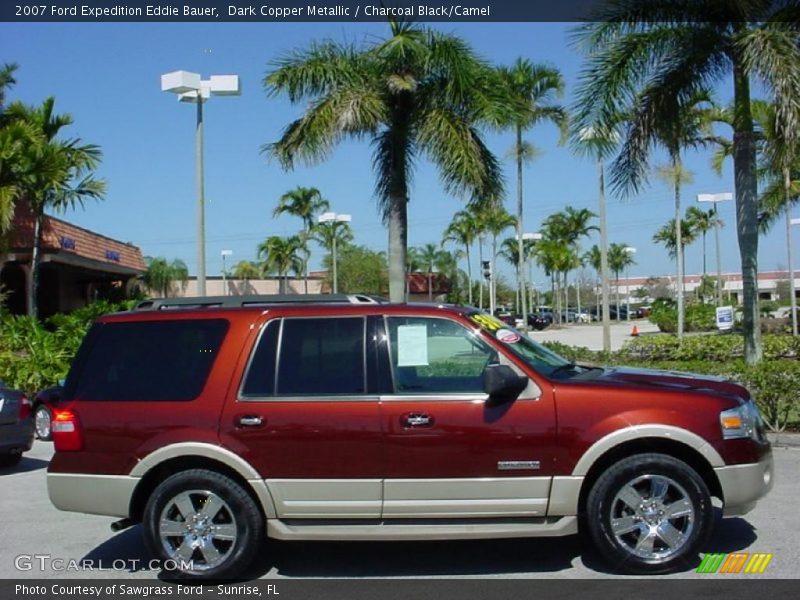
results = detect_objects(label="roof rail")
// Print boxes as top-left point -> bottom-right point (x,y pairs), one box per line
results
133,294 -> 387,311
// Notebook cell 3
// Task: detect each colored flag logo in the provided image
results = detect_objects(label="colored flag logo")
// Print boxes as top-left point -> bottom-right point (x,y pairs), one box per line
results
697,552 -> 773,574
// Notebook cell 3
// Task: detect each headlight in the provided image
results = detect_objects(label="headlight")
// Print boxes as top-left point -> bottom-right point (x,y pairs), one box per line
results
720,400 -> 764,441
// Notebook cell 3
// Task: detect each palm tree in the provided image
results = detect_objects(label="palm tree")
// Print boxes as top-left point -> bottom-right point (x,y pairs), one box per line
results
142,257 -> 189,298
264,21 -> 507,303
257,235 -> 304,294
272,186 -> 329,294
312,219 -> 354,294
480,203 -> 516,314
442,210 -> 479,305
685,206 -> 718,278
232,260 -> 261,281
0,63 -> 17,110
533,237 -> 573,321
570,124 -> 620,351
583,244 -> 603,316
405,246 -> 423,300
4,98 -> 106,317
499,236 -> 537,313
654,219 -> 697,313
607,243 -> 636,321
572,4 -> 800,363
497,59 -> 566,323
418,243 -> 442,302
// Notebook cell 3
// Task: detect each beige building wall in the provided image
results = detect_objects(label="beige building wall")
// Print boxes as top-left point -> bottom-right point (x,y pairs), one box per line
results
173,277 -> 324,298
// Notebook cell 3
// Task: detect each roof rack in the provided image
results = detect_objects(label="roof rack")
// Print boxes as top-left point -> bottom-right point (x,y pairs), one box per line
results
133,294 -> 387,311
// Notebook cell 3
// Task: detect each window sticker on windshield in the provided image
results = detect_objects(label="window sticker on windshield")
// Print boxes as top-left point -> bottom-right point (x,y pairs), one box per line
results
470,313 -> 505,332
496,329 -> 520,344
396,325 -> 429,366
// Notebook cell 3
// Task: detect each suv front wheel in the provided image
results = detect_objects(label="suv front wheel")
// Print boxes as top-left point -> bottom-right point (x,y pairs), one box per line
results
143,469 -> 264,579
585,453 -> 713,574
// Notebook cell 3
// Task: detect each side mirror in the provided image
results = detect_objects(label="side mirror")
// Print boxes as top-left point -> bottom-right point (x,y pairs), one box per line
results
483,364 -> 528,401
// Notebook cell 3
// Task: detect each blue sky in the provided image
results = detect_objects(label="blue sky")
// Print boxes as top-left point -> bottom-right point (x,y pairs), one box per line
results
1,21 -> 794,285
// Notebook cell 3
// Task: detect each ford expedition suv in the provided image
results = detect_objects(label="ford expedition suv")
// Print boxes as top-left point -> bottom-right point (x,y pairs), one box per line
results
47,295 -> 773,579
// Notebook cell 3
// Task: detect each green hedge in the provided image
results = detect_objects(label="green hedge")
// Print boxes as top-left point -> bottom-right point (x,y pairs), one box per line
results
542,337 -> 800,432
0,301 -> 134,395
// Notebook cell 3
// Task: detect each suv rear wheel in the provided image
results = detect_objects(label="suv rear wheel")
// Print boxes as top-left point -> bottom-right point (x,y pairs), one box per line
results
143,469 -> 264,579
586,453 -> 713,574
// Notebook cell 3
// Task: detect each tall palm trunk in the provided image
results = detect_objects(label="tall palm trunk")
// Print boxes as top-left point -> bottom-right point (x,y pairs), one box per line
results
515,126 -> 528,327
26,210 -> 44,317
598,160 -> 612,351
428,270 -> 433,302
388,194 -> 407,303
303,221 -> 309,295
785,168 -> 798,337
732,56 -> 762,364
465,243 -> 472,305
673,155 -> 685,341
478,236 -> 485,310
490,234 -> 498,314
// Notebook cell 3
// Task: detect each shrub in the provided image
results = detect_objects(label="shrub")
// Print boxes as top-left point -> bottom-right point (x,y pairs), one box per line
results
730,361 -> 800,432
0,301 -> 131,395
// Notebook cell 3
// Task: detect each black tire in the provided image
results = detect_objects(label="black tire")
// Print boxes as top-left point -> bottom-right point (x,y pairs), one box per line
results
0,453 -> 23,468
34,404 -> 52,440
143,469 -> 264,580
585,453 -> 713,574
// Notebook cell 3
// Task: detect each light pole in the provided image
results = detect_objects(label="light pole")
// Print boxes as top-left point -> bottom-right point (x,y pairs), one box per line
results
790,216 -> 800,336
623,246 -> 636,321
697,192 -> 733,306
161,70 -> 241,297
318,212 -> 352,294
221,249 -> 233,296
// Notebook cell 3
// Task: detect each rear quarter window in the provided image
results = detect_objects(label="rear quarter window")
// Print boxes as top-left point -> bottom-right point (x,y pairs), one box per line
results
69,319 -> 229,401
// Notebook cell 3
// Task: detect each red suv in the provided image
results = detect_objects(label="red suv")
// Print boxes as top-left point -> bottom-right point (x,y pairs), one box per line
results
47,295 -> 773,579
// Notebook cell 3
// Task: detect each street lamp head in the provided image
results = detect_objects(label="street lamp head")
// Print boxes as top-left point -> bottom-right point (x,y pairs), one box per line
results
319,212 -> 352,224
791,217 -> 800,226
221,250 -> 233,257
697,192 -> 733,203
162,71 -> 241,103
521,232 -> 543,241
623,246 -> 636,253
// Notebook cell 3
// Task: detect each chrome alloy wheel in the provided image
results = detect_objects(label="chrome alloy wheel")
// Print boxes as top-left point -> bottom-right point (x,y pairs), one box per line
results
609,474 -> 695,561
158,489 -> 238,571
34,406 -> 51,440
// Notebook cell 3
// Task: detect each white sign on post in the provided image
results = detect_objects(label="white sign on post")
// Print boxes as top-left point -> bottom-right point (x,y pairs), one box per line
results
716,306 -> 734,331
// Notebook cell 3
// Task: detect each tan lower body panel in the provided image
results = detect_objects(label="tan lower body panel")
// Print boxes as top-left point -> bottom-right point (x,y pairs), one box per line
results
267,479 -> 382,518
382,477 -> 551,518
47,473 -> 138,517
267,516 -> 578,541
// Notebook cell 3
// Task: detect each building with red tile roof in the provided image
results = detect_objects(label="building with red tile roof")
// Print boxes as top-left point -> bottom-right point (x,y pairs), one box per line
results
1,203 -> 145,316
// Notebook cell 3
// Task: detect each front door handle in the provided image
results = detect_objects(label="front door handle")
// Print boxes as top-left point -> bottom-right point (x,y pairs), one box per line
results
236,415 -> 264,428
401,413 -> 434,428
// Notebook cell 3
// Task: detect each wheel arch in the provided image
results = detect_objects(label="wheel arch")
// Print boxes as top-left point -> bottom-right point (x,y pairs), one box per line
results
576,436 -> 724,518
128,443 -> 276,522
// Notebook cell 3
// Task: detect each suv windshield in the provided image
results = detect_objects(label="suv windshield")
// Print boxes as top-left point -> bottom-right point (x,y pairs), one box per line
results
466,311 -> 577,378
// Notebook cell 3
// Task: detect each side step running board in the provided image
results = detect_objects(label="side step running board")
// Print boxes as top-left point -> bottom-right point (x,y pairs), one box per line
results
267,516 -> 578,541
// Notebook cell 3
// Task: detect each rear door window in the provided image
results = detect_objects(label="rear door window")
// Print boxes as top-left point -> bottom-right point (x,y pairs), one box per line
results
275,317 -> 366,396
70,319 -> 228,401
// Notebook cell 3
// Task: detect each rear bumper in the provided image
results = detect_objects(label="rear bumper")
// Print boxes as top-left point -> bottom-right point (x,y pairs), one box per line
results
47,472 -> 138,517
715,451 -> 774,517
0,418 -> 34,455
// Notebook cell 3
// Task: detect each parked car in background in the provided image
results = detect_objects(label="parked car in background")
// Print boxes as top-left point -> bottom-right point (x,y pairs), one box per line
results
560,309 -> 591,324
527,312 -> 551,330
32,385 -> 63,441
0,379 -> 34,467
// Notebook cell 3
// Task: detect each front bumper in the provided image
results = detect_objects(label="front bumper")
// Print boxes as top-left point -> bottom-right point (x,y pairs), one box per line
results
714,450 -> 774,517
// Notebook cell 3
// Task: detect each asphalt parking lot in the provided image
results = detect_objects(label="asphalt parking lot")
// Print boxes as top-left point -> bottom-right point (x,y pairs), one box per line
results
1,440 -> 797,580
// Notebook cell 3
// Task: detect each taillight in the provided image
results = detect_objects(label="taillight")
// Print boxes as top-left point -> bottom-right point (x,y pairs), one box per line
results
19,394 -> 31,420
52,409 -> 83,451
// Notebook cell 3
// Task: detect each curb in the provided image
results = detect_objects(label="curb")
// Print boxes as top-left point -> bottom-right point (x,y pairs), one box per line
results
767,432 -> 800,448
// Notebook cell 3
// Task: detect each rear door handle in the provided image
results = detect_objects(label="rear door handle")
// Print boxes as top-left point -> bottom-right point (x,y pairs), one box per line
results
401,413 -> 434,428
236,415 -> 264,428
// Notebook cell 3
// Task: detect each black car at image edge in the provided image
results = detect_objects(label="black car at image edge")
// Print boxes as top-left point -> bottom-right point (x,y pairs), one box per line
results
0,380 -> 34,467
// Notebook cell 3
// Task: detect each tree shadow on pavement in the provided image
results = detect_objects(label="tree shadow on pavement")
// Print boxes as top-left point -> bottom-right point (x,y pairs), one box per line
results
81,525 -> 160,575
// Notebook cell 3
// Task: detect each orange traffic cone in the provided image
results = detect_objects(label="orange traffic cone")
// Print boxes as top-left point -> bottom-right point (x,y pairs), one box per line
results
631,325 -> 639,337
